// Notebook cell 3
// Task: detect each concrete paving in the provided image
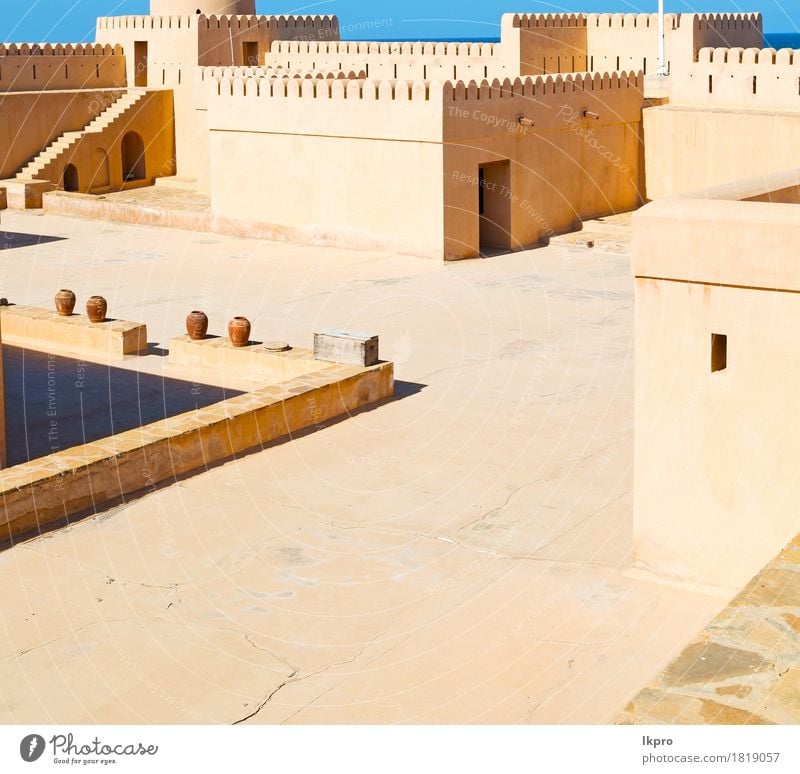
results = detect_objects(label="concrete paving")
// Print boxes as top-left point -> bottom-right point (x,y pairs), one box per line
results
0,209 -> 727,723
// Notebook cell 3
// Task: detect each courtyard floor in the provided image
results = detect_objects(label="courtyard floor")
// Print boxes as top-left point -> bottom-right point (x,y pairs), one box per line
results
0,208 -> 727,723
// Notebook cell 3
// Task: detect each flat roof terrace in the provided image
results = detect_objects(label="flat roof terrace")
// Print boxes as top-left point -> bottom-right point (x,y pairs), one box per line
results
0,207 -> 727,723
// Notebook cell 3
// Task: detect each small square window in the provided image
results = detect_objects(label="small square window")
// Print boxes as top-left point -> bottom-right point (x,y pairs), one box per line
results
711,333 -> 727,372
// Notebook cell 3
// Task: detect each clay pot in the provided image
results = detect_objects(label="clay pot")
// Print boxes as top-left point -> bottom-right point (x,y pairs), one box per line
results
86,295 -> 108,323
186,310 -> 209,341
228,316 -> 251,347
55,289 -> 76,316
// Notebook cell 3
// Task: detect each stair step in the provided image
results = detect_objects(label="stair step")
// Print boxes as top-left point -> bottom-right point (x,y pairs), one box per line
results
16,89 -> 148,179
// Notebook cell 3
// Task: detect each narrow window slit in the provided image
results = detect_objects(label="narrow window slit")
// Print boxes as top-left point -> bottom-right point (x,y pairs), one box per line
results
711,333 -> 727,372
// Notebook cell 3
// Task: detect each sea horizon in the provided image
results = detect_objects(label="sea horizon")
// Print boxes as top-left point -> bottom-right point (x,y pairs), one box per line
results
345,32 -> 800,47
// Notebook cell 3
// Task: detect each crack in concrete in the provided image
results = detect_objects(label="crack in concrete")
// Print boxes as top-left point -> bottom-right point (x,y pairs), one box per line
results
232,670 -> 299,726
243,633 -> 299,674
10,619 -> 121,662
456,475 -> 554,534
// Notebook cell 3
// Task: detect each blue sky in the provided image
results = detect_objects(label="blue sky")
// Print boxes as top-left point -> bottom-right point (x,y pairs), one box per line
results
0,1 -> 797,42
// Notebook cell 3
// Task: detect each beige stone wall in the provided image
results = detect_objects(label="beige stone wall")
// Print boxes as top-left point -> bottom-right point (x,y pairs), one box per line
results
500,14 -> 587,76
95,14 -> 340,184
0,89 -> 124,179
198,15 -> 340,67
692,12 -> 764,53
207,75 -> 444,257
0,44 -> 126,92
643,106 -> 800,199
631,177 -> 800,588
443,72 -> 644,258
95,16 -> 199,89
204,71 -> 643,259
266,39 -> 508,82
498,12 -> 762,77
671,46 -> 800,109
586,13 -> 679,75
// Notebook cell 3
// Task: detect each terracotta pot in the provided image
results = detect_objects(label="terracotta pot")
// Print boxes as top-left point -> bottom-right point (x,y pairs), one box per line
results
55,289 -> 76,316
186,310 -> 209,341
228,316 -> 251,347
86,295 -> 107,323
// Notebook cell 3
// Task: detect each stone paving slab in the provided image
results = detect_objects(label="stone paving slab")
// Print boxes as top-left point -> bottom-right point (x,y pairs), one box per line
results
617,533 -> 800,724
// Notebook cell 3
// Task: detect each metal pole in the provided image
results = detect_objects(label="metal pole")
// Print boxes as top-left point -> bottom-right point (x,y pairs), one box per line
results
657,0 -> 667,75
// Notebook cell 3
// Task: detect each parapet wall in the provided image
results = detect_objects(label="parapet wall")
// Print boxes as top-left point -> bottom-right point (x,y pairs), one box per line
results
198,14 -> 340,66
96,14 -> 195,30
206,73 -> 443,142
205,68 -> 643,258
203,69 -> 643,159
500,13 -> 588,75
265,39 -> 507,83
0,44 -> 126,92
269,40 -> 500,56
96,14 -> 340,69
670,46 -> 800,109
585,13 -> 677,75
500,11 -> 762,76
507,13 -> 586,28
693,12 -> 763,51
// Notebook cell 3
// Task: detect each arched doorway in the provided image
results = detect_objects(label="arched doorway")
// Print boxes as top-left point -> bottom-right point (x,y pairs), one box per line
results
90,148 -> 110,190
63,163 -> 79,192
121,132 -> 146,182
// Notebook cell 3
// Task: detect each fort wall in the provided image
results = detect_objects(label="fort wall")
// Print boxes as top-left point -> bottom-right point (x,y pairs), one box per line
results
95,14 -> 339,182
500,14 -> 588,75
206,74 -> 444,256
631,168 -> 800,587
265,39 -> 509,82
645,45 -> 800,198
499,12 -> 762,76
671,46 -> 800,108
0,44 -> 126,92
204,71 -> 643,258
443,72 -> 644,256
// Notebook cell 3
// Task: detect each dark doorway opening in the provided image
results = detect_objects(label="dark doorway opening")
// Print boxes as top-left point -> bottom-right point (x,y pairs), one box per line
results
478,160 -> 512,255
134,41 -> 148,87
242,41 -> 259,66
62,163 -> 79,192
121,131 -> 146,181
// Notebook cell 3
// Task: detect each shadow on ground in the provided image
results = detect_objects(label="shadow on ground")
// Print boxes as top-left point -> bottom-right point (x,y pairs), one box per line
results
2,346 -> 241,466
0,232 -> 67,250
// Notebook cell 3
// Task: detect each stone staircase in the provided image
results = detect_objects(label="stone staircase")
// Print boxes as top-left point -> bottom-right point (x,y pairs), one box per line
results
16,88 -> 147,182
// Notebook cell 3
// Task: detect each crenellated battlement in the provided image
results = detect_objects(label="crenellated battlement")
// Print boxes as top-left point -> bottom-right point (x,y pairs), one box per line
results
269,40 -> 500,57
0,43 -> 123,56
587,12 -> 679,30
445,70 -> 641,100
96,15 -> 196,30
205,70 -> 641,102
694,12 -> 762,28
196,65 -> 363,85
505,13 -> 586,29
208,74 -> 436,100
0,43 -> 127,92
697,46 -> 797,64
672,44 -> 800,108
96,13 -> 338,34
